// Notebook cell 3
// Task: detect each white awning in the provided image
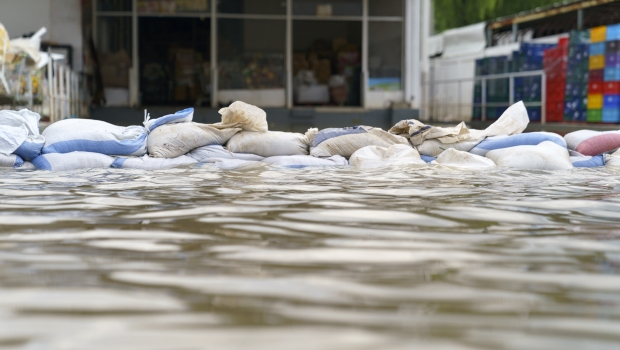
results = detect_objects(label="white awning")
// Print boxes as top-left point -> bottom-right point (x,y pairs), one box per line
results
441,22 -> 486,59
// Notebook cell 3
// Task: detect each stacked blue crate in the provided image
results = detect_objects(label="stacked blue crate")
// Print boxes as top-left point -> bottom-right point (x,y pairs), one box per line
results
565,33 -> 590,121
512,43 -> 554,121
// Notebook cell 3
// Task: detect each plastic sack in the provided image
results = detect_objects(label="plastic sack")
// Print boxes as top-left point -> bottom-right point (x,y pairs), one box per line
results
308,126 -> 367,148
111,155 -> 197,170
188,145 -> 265,162
606,149 -> 620,167
469,132 -> 566,156
485,141 -> 573,170
226,131 -> 308,157
213,101 -> 268,132
433,148 -> 495,169
416,139 -> 481,157
0,109 -> 45,160
564,130 -> 620,156
200,158 -> 264,170
349,144 -> 426,169
32,152 -> 115,171
569,151 -> 605,168
42,119 -> 147,156
0,154 -> 23,168
310,128 -> 409,158
143,108 -> 193,133
262,155 -> 348,168
147,123 -> 241,158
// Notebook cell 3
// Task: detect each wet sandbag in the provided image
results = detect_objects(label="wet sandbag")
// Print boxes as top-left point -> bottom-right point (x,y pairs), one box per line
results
147,123 -> 241,158
226,131 -> 308,157
111,155 -> 197,170
188,145 -> 265,162
18,162 -> 36,171
32,152 -> 115,171
213,101 -> 268,132
570,153 -> 605,168
143,108 -> 194,133
485,141 -> 573,170
416,139 -> 481,157
605,149 -> 620,167
421,155 -> 436,163
309,127 -> 409,158
433,148 -> 495,169
564,130 -> 620,156
349,144 -> 426,169
0,154 -> 24,168
0,109 -> 45,160
200,158 -> 264,170
469,132 -> 566,156
42,119 -> 147,156
262,155 -> 348,168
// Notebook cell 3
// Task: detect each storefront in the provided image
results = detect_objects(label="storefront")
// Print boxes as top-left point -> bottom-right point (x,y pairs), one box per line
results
94,0 -> 423,111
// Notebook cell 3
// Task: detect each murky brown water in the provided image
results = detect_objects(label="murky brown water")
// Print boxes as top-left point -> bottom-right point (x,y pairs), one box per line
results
1,163 -> 620,349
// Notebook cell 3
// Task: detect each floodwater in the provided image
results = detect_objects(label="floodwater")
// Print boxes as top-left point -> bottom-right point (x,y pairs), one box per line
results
1,164 -> 620,349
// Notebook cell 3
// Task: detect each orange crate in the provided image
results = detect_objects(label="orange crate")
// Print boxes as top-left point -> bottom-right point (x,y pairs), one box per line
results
591,26 -> 607,43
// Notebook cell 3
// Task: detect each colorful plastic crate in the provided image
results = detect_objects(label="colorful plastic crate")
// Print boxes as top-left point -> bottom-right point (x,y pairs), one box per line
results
607,24 -> 620,41
587,109 -> 603,122
605,67 -> 620,81
590,42 -> 606,55
592,26 -> 608,43
602,108 -> 620,122
604,81 -> 620,94
603,94 -> 620,108
589,55 -> 606,70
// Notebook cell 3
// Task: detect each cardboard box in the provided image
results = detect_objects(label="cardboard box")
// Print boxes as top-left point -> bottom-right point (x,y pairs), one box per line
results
100,50 -> 131,88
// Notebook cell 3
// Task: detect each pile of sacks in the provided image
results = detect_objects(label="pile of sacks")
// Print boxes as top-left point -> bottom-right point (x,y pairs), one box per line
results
1,100 -> 620,172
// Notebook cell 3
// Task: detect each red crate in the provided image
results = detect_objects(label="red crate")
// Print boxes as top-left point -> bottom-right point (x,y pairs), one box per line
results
589,81 -> 603,94
546,111 -> 565,122
603,81 -> 620,94
590,69 -> 604,82
547,93 -> 565,104
546,100 -> 565,113
559,37 -> 569,48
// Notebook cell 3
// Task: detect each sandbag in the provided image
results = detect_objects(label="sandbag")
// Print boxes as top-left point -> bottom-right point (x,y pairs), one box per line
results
262,155 -> 348,168
307,126 -> 367,148
570,151 -> 605,168
18,162 -> 36,171
469,132 -> 566,156
32,152 -> 115,171
188,145 -> 265,162
433,148 -> 495,169
143,108 -> 193,133
485,141 -> 573,170
310,127 -> 408,158
226,131 -> 308,157
416,138 -> 481,157
147,122 -> 240,158
213,101 -> 268,132
420,155 -> 436,163
0,154 -> 23,168
42,119 -> 147,156
111,155 -> 197,170
0,109 -> 45,160
564,130 -> 620,156
349,144 -> 426,169
200,158 -> 264,170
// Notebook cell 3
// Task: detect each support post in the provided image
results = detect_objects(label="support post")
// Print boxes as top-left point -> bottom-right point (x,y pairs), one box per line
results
286,0 -> 293,108
481,78 -> 486,122
541,71 -> 546,125
362,0 -> 369,108
211,2 -> 218,108
577,8 -> 584,30
512,22 -> 518,43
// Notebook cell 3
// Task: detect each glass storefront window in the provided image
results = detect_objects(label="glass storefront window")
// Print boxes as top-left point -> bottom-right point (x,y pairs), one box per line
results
369,0 -> 403,17
218,19 -> 286,90
293,0 -> 362,17
97,17 -> 132,56
98,0 -> 132,12
137,0 -> 209,14
368,21 -> 402,91
219,0 -> 286,15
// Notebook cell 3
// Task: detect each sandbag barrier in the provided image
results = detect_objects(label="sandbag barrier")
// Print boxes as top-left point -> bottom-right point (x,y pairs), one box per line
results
2,100 -> 620,172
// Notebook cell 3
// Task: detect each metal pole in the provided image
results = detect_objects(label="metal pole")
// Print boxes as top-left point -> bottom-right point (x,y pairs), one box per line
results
577,8 -> 584,30
362,0 -> 369,108
131,0 -> 139,107
512,23 -> 518,43
457,80 -> 461,120
210,2 -> 218,108
509,75 -> 514,105
541,71 -> 546,125
481,77 -> 487,122
286,0 -> 292,108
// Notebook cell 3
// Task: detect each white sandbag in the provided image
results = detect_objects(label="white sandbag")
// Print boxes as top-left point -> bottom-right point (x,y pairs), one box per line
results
432,148 -> 495,169
201,158 -> 264,170
349,144 -> 426,169
0,109 -> 45,160
0,154 -> 23,168
485,141 -> 573,170
310,128 -> 409,158
18,162 -> 36,171
32,152 -> 115,171
147,123 -> 241,158
262,155 -> 348,168
564,130 -> 620,156
111,155 -> 197,170
213,101 -> 268,132
143,108 -> 194,133
469,132 -> 566,156
605,149 -> 620,167
416,139 -> 481,157
42,119 -> 147,156
483,101 -> 529,137
226,131 -> 308,157
188,144 -> 265,162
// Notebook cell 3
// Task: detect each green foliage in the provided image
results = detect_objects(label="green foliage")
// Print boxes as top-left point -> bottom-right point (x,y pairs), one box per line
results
433,0 -> 561,33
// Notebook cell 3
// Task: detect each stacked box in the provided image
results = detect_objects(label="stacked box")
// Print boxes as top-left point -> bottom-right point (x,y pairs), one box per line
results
472,57 -> 510,120
602,24 -> 620,123
513,43 -> 554,121
564,30 -> 591,121
543,38 -> 568,122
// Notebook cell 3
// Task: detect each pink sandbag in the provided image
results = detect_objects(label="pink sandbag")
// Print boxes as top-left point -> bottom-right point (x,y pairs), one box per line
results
564,130 -> 620,156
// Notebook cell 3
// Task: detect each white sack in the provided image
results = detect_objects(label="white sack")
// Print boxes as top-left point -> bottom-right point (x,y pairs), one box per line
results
188,145 -> 265,162
42,119 -> 147,156
432,148 -> 495,169
564,130 -> 620,156
201,158 -> 264,170
605,149 -> 620,167
310,128 -> 409,158
483,101 -> 530,137
349,144 -> 427,169
226,131 -> 308,157
143,108 -> 194,133
262,155 -> 348,168
214,101 -> 268,132
469,132 -> 566,156
0,154 -> 23,168
32,152 -> 114,171
0,109 -> 44,159
111,155 -> 197,170
18,162 -> 36,171
416,139 -> 481,157
485,141 -> 573,170
147,123 -> 241,158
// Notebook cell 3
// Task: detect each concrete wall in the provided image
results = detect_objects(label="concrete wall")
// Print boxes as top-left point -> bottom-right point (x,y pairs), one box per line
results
0,0 -> 83,71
